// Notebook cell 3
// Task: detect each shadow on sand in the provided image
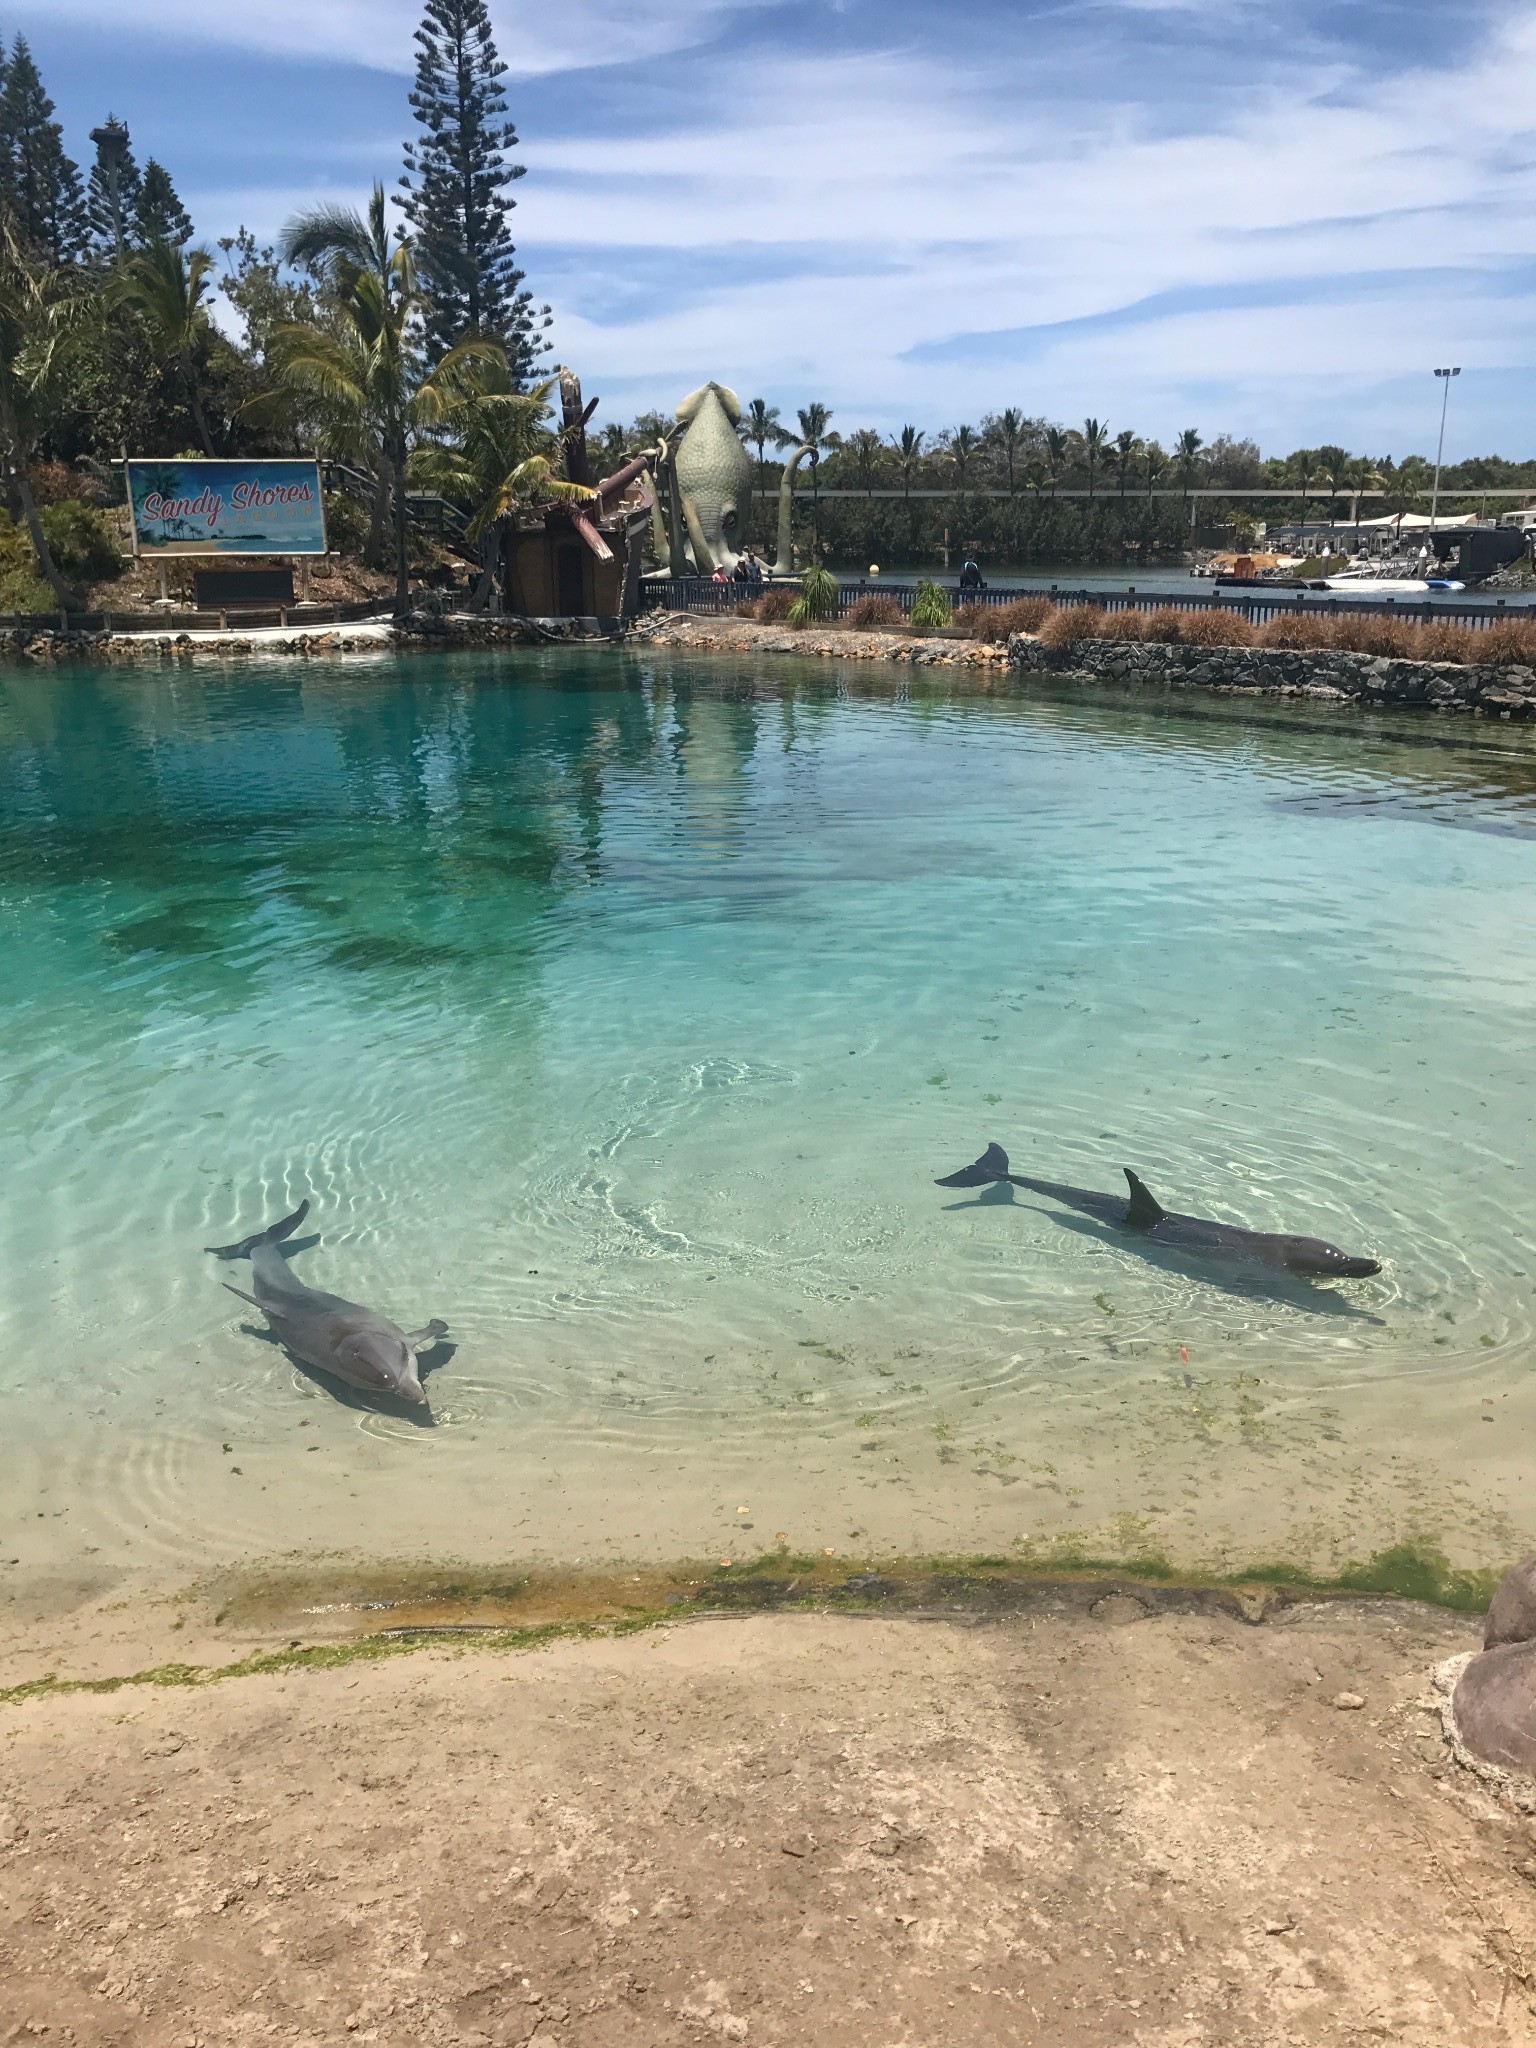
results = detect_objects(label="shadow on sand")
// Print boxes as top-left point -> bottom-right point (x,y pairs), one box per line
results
941,1179 -> 1383,1322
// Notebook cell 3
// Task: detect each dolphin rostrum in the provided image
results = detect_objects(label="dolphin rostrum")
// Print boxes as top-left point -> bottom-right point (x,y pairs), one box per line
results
936,1144 -> 1381,1280
206,1201 -> 448,1404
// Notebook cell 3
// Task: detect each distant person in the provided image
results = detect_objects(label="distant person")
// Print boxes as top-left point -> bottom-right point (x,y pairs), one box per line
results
959,557 -> 984,593
711,564 -> 729,583
746,550 -> 764,591
732,556 -> 750,585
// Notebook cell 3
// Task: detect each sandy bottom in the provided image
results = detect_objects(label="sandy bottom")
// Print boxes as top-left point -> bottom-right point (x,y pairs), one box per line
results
4,1600 -> 1536,2046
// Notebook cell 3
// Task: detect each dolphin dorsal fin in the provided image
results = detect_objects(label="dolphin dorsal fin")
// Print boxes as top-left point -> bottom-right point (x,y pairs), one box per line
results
1123,1169 -> 1166,1230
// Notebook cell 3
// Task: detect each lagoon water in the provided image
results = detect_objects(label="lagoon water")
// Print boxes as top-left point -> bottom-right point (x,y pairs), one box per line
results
3,651 -> 1534,1600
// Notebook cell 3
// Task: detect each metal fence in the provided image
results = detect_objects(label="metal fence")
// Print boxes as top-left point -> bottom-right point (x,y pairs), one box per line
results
645,577 -> 1532,633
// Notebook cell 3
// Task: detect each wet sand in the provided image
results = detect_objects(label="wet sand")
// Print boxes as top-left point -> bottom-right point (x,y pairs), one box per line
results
4,1598 -> 1536,2046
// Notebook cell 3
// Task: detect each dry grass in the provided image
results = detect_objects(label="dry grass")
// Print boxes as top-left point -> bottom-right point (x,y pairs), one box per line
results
1038,604 -> 1109,646
1139,606 -> 1191,644
753,586 -> 797,622
1099,609 -> 1144,641
1179,608 -> 1257,647
952,601 -> 995,638
1414,620 -> 1477,663
1255,613 -> 1324,650
846,592 -> 906,629
1476,616 -> 1536,664
995,593 -> 1056,636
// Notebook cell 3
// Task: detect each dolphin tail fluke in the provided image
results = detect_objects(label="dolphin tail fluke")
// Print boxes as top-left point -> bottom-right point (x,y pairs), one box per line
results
206,1200 -> 310,1260
935,1142 -> 1011,1188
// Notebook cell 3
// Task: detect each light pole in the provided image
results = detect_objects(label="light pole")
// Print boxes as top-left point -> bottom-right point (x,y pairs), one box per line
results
1429,366 -> 1459,534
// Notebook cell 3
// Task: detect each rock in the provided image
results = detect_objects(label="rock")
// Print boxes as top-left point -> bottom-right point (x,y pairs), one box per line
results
1452,1640 -> 1536,1774
1090,1593 -> 1148,1626
1331,1693 -> 1365,1711
1484,1555 -> 1536,1649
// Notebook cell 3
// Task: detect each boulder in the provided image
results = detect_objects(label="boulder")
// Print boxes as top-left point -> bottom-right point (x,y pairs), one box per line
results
1452,1639 -> 1536,1775
1485,1554 -> 1536,1648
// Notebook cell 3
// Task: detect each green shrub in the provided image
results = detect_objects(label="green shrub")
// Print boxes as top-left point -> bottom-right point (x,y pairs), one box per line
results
40,501 -> 123,585
0,500 -> 124,612
909,577 -> 952,630
0,548 -> 55,613
323,489 -> 370,557
788,564 -> 839,626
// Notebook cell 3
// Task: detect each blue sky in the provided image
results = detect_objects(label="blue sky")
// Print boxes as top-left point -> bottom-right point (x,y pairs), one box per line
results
17,0 -> 1536,457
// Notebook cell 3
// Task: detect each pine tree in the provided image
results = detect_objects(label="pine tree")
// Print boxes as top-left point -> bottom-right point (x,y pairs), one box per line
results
0,39 -> 88,264
87,115 -> 141,261
399,0 -> 550,375
136,159 -> 193,246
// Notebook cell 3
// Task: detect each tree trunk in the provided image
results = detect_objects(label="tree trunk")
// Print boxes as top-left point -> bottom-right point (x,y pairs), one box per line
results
467,519 -> 503,612
363,468 -> 390,569
183,352 -> 215,458
1,427 -> 79,612
392,437 -> 410,615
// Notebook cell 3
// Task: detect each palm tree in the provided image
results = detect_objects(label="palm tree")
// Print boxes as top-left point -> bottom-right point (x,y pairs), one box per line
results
270,184 -> 496,612
1082,417 -> 1109,499
1288,447 -> 1317,523
1175,428 -> 1203,505
1144,443 -> 1168,501
987,407 -> 1027,496
1316,444 -> 1351,527
411,363 -> 589,608
846,427 -> 884,496
1346,454 -> 1381,546
0,227 -> 87,609
795,401 -> 835,549
944,423 -> 980,493
1112,428 -> 1139,497
112,239 -> 220,456
892,425 -> 925,501
1044,426 -> 1069,498
742,397 -> 789,492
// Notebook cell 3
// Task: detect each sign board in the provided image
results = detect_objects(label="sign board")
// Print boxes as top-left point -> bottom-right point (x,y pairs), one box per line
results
125,458 -> 327,556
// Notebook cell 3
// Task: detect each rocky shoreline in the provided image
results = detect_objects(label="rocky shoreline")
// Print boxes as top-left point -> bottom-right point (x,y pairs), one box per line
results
6,608 -> 1536,718
1009,632 -> 1536,718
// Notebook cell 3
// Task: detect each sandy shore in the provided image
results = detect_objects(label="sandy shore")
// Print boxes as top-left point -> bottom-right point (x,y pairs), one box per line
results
4,1596 -> 1535,2046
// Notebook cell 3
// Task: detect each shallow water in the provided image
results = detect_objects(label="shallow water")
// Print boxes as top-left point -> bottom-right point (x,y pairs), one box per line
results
3,652 -> 1534,1596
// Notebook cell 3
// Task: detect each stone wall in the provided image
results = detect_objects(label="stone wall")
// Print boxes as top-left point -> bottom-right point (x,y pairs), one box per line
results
1007,633 -> 1536,717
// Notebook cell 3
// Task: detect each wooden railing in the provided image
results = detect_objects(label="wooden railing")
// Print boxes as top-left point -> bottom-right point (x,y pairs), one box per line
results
0,598 -> 397,636
645,578 -> 1534,633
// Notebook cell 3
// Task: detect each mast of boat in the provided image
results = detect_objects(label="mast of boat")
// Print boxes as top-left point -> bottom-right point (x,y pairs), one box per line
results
1429,367 -> 1460,534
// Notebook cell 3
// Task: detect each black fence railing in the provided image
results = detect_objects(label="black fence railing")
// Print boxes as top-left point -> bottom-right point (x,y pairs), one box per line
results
646,578 -> 1532,633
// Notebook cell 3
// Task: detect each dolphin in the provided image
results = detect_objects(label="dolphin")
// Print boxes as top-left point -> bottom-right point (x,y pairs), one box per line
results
936,1144 -> 1382,1281
206,1201 -> 448,1404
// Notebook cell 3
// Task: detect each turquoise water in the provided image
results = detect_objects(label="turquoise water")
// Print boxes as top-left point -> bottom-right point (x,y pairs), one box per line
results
3,652 -> 1534,1589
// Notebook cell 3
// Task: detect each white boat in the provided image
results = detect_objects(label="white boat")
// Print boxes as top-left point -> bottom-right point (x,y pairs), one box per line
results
1318,573 -> 1464,595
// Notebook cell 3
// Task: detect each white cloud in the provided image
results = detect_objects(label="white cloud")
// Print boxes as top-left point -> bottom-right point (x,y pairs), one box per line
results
116,0 -> 1536,450
34,0 -> 771,76
505,14 -> 1536,448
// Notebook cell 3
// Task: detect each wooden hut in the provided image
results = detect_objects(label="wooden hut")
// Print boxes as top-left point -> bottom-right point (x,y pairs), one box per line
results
502,367 -> 655,623
503,482 -> 651,622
